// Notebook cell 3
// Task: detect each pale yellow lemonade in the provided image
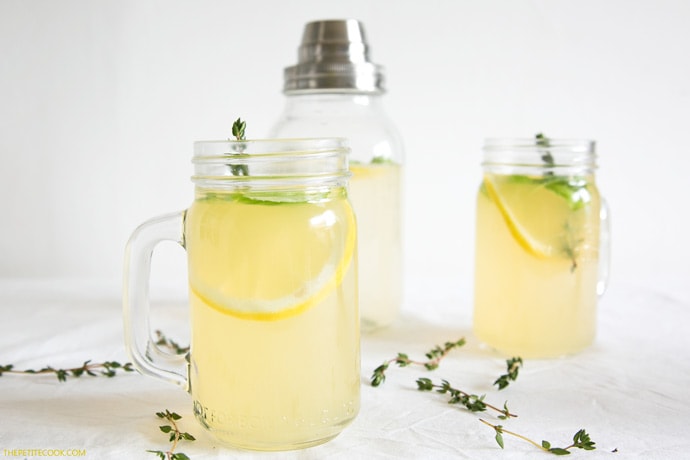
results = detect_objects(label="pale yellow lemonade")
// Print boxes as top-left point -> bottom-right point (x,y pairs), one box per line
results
473,173 -> 601,358
348,161 -> 402,330
185,187 -> 360,450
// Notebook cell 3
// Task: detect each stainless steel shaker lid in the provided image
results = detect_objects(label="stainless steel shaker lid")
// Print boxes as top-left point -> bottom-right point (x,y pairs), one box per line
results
283,19 -> 385,93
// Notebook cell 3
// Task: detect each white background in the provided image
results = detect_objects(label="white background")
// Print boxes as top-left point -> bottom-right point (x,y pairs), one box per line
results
1,0 -> 689,304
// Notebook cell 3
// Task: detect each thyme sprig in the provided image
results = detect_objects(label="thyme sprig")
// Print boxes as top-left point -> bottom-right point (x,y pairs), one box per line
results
232,117 -> 246,140
155,330 -> 189,355
371,339 -> 596,455
0,331 -> 187,383
228,117 -> 249,176
370,338 -> 466,387
494,357 -> 523,390
0,330 -> 190,383
147,410 -> 196,460
536,132 -> 554,170
481,419 -> 596,455
0,360 -> 134,382
535,132 -> 588,272
417,377 -> 516,419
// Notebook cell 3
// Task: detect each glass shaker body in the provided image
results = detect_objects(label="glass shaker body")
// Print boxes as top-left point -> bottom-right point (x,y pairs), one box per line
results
270,19 -> 404,331
270,92 -> 403,330
473,138 -> 609,358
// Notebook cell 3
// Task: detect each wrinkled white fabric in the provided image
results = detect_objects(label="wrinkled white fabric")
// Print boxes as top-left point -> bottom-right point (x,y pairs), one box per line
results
1,278 -> 688,459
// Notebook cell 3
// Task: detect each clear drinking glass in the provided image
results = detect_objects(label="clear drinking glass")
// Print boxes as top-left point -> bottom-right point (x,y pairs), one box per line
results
473,138 -> 610,358
123,138 -> 360,451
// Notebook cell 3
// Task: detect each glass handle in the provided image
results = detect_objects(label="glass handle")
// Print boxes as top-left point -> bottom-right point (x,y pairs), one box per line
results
123,211 -> 188,389
597,198 -> 611,297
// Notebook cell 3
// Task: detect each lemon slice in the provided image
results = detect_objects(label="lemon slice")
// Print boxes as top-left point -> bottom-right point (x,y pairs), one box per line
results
188,197 -> 356,321
483,175 -> 562,259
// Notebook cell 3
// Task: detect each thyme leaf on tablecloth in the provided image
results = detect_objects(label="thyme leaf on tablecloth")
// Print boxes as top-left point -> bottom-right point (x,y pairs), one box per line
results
0,330 -> 188,383
0,360 -> 134,382
0,331 -> 189,383
155,330 -> 190,355
370,338 -> 466,387
417,377 -> 517,419
494,357 -> 523,390
480,419 -> 596,455
147,409 -> 196,460
370,338 -> 596,455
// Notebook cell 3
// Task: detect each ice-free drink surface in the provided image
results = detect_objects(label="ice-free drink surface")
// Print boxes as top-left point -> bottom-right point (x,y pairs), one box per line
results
186,188 -> 360,449
473,139 -> 607,358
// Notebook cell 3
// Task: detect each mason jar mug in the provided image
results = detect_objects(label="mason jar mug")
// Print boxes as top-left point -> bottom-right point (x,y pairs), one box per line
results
123,138 -> 360,451
473,137 -> 610,358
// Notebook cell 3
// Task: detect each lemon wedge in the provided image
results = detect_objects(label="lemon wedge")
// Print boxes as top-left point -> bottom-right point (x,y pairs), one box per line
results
187,196 -> 356,321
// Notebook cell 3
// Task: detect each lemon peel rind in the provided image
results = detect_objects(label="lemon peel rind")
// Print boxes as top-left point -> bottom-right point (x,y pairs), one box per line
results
483,175 -> 550,259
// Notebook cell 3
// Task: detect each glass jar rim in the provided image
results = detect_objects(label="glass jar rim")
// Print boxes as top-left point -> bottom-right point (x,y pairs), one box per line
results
482,137 -> 597,171
191,137 -> 350,188
483,138 -> 595,151
193,137 -> 348,155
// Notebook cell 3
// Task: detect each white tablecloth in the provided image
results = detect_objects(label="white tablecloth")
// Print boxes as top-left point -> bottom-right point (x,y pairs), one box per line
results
1,277 -> 689,459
